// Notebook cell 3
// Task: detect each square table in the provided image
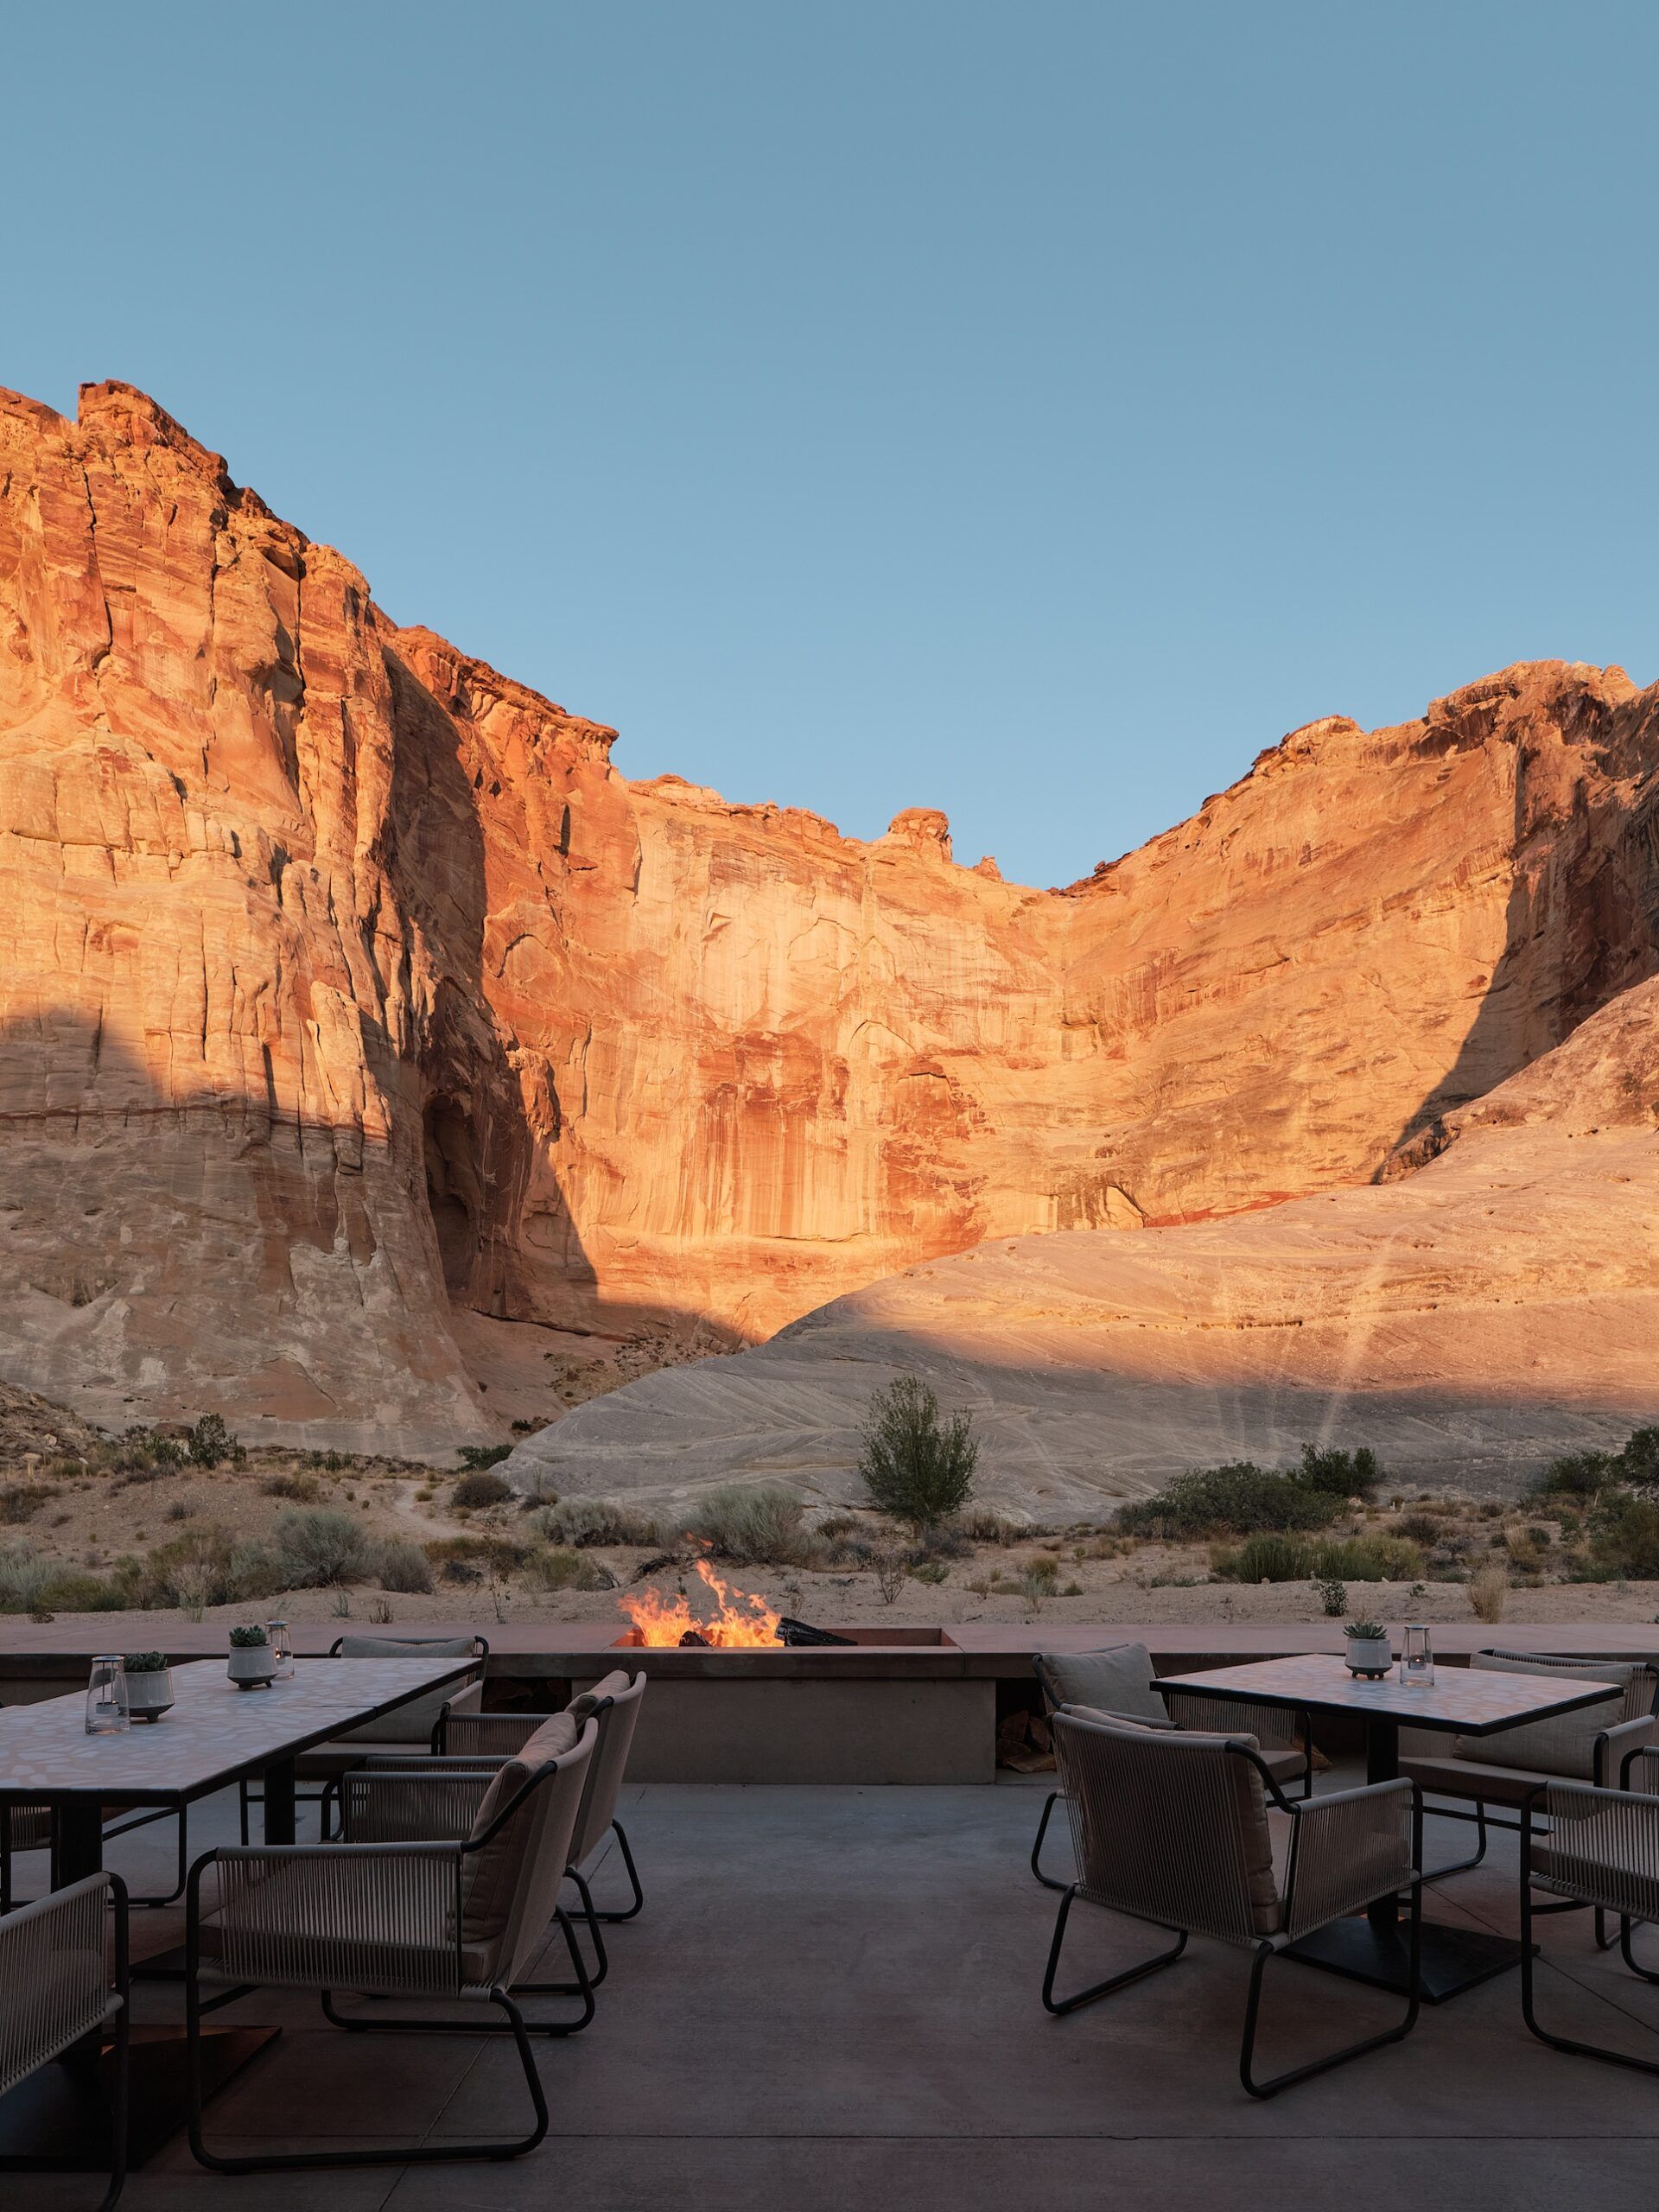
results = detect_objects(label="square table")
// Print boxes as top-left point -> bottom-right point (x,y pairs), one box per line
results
0,1652 -> 476,2174
1155,1652 -> 1623,2005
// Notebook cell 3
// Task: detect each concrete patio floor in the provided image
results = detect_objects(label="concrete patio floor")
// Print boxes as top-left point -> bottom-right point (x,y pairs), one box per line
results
9,1773 -> 1659,2211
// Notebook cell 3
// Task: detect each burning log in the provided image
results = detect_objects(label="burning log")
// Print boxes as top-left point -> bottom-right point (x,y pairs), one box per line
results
777,1617 -> 855,1646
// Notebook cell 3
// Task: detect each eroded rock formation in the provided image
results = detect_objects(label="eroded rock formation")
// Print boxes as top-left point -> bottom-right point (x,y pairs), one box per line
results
2,380 -> 1657,1456
505,975 -> 1659,1511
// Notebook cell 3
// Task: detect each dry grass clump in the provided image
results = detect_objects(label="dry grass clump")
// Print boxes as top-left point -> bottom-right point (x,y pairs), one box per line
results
529,1498 -> 659,1548
1468,1561 -> 1510,1623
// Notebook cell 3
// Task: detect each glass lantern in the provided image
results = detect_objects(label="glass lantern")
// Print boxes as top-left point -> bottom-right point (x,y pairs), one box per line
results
266,1619 -> 294,1679
86,1654 -> 130,1735
1401,1622 -> 1434,1688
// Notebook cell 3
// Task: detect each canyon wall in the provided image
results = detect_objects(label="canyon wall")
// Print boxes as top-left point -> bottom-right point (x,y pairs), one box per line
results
2,381 -> 1657,1453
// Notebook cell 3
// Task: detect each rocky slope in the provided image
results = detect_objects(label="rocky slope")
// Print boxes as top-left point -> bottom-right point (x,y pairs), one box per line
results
3,380 -> 1657,1456
504,975 -> 1659,1513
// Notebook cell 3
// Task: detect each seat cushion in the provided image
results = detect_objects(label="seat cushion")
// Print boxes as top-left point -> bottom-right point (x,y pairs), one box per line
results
459,1713 -> 579,1946
1450,1653 -> 1630,1779
569,1669 -> 632,1721
331,1637 -> 482,1747
1401,1753 -> 1557,1808
1038,1645 -> 1165,1725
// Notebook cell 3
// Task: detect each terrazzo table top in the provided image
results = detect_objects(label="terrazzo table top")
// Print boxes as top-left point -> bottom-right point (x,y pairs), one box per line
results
0,1655 -> 474,1799
1155,1652 -> 1623,1734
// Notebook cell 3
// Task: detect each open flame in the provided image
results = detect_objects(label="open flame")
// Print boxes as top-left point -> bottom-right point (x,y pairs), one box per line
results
619,1552 -> 783,1647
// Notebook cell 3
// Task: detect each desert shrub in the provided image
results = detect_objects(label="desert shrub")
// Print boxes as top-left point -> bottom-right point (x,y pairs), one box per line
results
262,1472 -> 321,1503
956,1509 -> 1023,1546
1584,1494 -> 1659,1580
270,1508 -> 374,1587
1468,1561 -> 1509,1622
1118,1463 -> 1342,1541
458,1445 -> 512,1471
0,1546 -> 57,1613
524,1545 -> 610,1592
1316,1575 -> 1348,1617
453,1468 -> 513,1510
1395,1510 -> 1444,1545
423,1534 -> 532,1573
1298,1444 -> 1382,1501
134,1525 -> 281,1609
185,1414 -> 241,1467
1313,1535 -> 1425,1583
0,1484 -> 49,1524
1532,1450 -> 1613,1499
529,1498 -> 658,1548
373,1540 -> 435,1594
671,1484 -> 815,1566
1211,1533 -> 1314,1583
858,1376 -> 979,1530
910,1559 -> 950,1586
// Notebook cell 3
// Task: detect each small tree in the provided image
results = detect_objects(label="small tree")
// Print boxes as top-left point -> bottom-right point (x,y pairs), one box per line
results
858,1376 -> 978,1530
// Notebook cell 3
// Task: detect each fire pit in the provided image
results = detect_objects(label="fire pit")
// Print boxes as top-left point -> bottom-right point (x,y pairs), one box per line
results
618,1557 -> 853,1648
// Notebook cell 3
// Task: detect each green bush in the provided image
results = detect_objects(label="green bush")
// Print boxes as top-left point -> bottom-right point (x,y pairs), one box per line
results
1584,1493 -> 1659,1580
1312,1535 -> 1425,1583
1119,1463 -> 1342,1541
671,1484 -> 814,1566
1531,1427 -> 1659,1501
524,1545 -> 611,1592
858,1376 -> 979,1530
1299,1444 -> 1382,1500
528,1498 -> 659,1548
453,1468 -> 512,1510
1211,1534 -> 1314,1582
0,1484 -> 49,1525
458,1445 -> 512,1471
271,1508 -> 374,1587
186,1414 -> 241,1467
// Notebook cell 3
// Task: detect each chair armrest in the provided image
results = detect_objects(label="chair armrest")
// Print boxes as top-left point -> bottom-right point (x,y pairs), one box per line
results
1626,1745 -> 1659,1793
1281,1779 -> 1415,1941
1535,1780 -> 1659,1922
1601,1717 -> 1659,1786
0,1871 -> 125,2075
1056,1700 -> 1179,1733
340,1767 -> 497,1844
191,1842 -> 467,1993
441,1711 -> 551,1758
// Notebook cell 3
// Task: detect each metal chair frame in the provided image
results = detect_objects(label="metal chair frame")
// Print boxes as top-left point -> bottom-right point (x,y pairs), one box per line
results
0,1870 -> 129,2209
185,1749 -> 590,2173
1041,1732 -> 1423,2100
1521,1777 -> 1659,2075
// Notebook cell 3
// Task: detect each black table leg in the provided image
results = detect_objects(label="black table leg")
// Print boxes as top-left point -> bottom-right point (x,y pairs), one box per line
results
55,1801 -> 105,1885
262,1757 -> 296,1846
1284,1711 -> 1535,2003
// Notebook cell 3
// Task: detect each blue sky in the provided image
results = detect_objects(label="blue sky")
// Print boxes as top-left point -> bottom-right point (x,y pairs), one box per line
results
5,3 -> 1656,887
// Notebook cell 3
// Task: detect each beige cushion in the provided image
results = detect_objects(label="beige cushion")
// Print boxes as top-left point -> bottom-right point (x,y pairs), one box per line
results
1451,1653 -> 1630,1779
332,1637 -> 481,1747
459,1713 -> 578,1946
1038,1645 -> 1165,1724
569,1669 -> 632,1722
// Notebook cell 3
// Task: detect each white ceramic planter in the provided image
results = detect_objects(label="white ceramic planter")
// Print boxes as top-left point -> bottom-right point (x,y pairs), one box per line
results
124,1668 -> 175,1721
1344,1635 -> 1393,1676
227,1644 -> 276,1689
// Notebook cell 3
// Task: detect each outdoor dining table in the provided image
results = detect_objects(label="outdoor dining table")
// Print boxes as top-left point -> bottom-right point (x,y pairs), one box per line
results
0,1651 -> 475,2174
1155,1651 -> 1623,2005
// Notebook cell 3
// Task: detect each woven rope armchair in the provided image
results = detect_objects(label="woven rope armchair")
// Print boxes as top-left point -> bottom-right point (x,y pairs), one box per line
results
1521,1748 -> 1659,2072
371,1669 -> 647,1990
185,1716 -> 597,2173
0,1872 -> 128,2209
1028,1645 -> 1313,1891
1044,1709 -> 1421,2099
1401,1649 -> 1658,1930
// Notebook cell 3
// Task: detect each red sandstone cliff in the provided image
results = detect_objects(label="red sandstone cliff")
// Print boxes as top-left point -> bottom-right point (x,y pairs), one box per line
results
2,382 -> 1656,1452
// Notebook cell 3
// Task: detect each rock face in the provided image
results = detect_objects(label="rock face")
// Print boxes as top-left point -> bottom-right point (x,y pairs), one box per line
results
3,379 -> 1658,1455
505,976 -> 1659,1513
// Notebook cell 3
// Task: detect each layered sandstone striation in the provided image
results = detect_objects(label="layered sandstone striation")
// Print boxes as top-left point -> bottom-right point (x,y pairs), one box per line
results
505,975 -> 1659,1513
3,380 -> 1658,1456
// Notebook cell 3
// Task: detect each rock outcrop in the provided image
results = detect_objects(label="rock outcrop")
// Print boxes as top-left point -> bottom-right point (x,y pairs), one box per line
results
3,380 -> 1658,1455
505,975 -> 1659,1512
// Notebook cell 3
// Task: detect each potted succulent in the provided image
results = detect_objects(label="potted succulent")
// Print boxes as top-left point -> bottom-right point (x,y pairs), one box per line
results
123,1649 -> 175,1721
1344,1618 -> 1393,1679
227,1623 -> 276,1689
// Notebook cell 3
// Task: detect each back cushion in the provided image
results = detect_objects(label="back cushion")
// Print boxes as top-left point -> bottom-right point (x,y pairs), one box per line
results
1057,1712 -> 1278,1936
569,1669 -> 633,1721
1452,1653 -> 1635,1779
460,1713 -> 579,1945
1039,1645 -> 1165,1723
334,1637 -> 481,1746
